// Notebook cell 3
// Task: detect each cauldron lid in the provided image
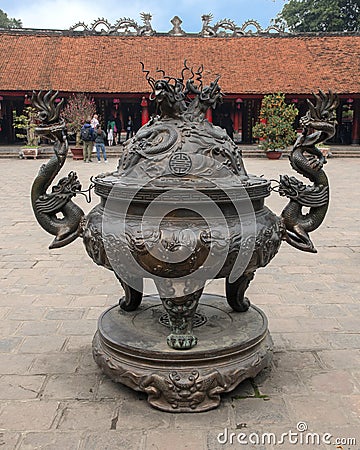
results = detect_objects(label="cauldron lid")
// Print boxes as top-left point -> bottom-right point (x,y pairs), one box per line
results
95,63 -> 266,197
94,172 -> 270,202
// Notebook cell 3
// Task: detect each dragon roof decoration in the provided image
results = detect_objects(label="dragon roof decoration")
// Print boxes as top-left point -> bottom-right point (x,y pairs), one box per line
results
70,14 -> 286,36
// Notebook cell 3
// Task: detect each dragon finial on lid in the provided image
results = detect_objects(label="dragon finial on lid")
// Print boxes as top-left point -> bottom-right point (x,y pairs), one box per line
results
141,60 -> 223,121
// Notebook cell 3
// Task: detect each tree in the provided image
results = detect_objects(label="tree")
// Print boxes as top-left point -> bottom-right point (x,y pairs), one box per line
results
61,93 -> 96,147
274,0 -> 360,32
0,9 -> 22,28
13,107 -> 38,147
252,93 -> 298,152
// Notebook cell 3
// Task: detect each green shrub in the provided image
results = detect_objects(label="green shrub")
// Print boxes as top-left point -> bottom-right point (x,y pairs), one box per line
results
253,93 -> 298,151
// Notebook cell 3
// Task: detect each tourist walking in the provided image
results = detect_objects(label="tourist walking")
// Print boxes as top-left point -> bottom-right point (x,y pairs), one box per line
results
95,125 -> 108,163
81,119 -> 95,163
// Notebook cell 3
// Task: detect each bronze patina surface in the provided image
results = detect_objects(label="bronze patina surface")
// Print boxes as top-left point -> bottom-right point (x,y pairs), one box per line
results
93,294 -> 272,412
29,63 -> 337,411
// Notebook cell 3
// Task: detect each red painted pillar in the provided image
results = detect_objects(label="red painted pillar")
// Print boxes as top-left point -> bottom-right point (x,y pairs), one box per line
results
119,107 -> 124,131
233,109 -> 239,131
238,108 -> 243,134
141,97 -> 149,126
234,98 -> 243,141
205,108 -> 213,123
352,99 -> 360,145
0,96 -> 3,129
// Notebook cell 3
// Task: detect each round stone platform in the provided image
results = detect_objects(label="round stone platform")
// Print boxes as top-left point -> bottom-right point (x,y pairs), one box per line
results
92,294 -> 273,412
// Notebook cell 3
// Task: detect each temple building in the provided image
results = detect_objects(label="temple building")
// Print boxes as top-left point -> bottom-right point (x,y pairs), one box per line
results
0,15 -> 359,146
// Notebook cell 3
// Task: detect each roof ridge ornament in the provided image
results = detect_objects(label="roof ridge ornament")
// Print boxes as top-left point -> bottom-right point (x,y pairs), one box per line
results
201,15 -> 286,36
70,13 -> 154,35
69,14 -> 286,36
168,16 -> 186,36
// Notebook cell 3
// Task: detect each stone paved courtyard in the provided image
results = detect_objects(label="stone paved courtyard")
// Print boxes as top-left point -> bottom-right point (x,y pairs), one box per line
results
0,156 -> 359,449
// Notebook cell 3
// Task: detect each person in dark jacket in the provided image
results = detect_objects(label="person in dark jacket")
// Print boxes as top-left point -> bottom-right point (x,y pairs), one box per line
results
94,125 -> 108,163
125,115 -> 134,141
114,115 -> 122,144
81,119 -> 95,163
221,113 -> 234,140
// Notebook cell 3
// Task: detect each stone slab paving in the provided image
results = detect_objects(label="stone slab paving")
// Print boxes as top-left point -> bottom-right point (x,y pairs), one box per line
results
0,156 -> 359,449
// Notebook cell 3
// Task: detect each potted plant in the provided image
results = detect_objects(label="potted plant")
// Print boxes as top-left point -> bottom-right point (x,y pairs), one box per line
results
62,93 -> 96,160
316,142 -> 332,158
253,93 -> 298,159
13,106 -> 40,159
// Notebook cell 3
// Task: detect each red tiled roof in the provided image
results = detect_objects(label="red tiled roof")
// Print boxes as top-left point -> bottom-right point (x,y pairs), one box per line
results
0,31 -> 359,95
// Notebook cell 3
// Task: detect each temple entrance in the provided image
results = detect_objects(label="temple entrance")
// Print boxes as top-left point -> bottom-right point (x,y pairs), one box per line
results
241,99 -> 260,144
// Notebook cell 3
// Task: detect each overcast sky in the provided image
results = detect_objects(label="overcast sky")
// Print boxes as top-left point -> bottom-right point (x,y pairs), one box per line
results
2,0 -> 286,32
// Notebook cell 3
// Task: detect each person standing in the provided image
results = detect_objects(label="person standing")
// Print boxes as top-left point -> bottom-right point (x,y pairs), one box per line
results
107,126 -> 114,146
91,113 -> 99,130
107,117 -> 116,145
115,114 -> 122,144
221,113 -> 234,140
125,115 -> 134,141
90,114 -> 99,157
81,119 -> 95,163
95,125 -> 108,163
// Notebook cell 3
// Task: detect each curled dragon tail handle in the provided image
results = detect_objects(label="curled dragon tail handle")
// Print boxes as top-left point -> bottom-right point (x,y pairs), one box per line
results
279,90 -> 339,253
31,90 -> 85,249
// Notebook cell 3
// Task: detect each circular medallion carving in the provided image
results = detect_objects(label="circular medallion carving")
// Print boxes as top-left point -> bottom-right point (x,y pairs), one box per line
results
169,152 -> 192,176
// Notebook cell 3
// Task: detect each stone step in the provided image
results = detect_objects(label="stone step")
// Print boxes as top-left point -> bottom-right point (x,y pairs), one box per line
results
0,145 -> 359,159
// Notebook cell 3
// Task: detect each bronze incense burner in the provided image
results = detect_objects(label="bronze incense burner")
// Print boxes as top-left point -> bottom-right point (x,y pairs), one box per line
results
30,64 -> 337,412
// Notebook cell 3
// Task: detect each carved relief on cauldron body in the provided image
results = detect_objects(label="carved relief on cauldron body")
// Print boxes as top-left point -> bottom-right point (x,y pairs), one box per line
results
29,63 -> 337,411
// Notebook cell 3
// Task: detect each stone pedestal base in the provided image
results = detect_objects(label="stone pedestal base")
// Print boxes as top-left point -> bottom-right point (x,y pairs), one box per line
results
92,294 -> 273,412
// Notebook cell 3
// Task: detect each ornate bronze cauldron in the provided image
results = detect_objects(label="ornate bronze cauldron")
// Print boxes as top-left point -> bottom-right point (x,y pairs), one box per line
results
30,66 -> 337,411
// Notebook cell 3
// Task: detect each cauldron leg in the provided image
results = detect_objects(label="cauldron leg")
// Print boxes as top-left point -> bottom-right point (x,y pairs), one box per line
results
116,275 -> 143,311
155,280 -> 204,350
225,272 -> 254,312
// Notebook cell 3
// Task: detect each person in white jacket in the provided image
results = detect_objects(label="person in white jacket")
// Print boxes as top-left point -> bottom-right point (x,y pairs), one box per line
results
107,127 -> 114,146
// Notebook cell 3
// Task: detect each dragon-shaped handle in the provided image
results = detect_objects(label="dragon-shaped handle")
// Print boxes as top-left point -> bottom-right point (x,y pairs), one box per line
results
279,90 -> 339,253
30,91 -> 84,249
